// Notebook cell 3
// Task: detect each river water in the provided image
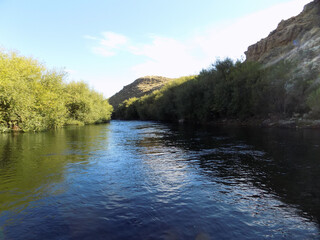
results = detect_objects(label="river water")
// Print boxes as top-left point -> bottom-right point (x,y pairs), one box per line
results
0,120 -> 319,239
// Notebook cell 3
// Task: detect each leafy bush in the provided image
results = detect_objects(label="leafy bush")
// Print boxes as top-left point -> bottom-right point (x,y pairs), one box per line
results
114,58 -> 318,123
0,50 -> 113,132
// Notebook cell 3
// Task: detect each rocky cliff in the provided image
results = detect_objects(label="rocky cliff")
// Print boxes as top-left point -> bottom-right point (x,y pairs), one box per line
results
245,0 -> 320,69
109,76 -> 172,109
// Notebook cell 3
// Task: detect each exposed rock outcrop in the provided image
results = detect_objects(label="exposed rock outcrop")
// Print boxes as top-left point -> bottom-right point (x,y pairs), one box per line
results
245,0 -> 320,69
109,76 -> 172,109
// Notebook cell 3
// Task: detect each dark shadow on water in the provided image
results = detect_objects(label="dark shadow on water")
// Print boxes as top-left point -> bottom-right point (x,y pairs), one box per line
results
158,124 -> 320,225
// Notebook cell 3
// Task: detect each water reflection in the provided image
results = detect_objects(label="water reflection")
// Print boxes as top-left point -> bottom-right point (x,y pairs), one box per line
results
0,124 -> 111,213
159,124 -> 320,225
131,123 -> 320,238
0,121 -> 319,239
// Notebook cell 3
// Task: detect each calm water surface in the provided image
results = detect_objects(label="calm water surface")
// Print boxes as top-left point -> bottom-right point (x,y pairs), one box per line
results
0,120 -> 320,239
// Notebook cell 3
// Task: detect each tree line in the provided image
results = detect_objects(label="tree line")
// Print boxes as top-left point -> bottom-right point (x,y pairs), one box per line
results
0,50 -> 113,132
113,59 -> 320,123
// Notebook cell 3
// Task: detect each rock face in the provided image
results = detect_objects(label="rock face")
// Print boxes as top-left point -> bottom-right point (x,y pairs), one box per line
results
245,0 -> 320,68
109,76 -> 172,109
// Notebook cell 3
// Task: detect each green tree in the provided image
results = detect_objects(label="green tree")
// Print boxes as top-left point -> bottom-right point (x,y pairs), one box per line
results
0,50 -> 113,132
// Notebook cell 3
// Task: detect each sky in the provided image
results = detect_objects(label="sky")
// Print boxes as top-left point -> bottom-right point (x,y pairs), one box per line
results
0,0 -> 312,97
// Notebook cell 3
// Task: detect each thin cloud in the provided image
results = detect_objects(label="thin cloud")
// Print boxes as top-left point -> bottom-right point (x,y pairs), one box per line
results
130,36 -> 205,77
83,35 -> 98,40
193,0 -> 312,61
85,0 -> 311,78
85,31 -> 129,57
100,32 -> 128,48
129,0 -> 311,77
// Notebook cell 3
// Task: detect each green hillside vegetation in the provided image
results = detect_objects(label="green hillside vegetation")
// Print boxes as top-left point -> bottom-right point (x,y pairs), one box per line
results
113,59 -> 320,123
109,76 -> 173,110
0,50 -> 113,132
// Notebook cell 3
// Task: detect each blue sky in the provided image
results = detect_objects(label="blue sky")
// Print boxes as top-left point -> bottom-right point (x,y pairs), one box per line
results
0,0 -> 311,97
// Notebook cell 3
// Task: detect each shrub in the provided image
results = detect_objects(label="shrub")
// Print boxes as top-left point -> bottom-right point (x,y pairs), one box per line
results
0,50 -> 113,132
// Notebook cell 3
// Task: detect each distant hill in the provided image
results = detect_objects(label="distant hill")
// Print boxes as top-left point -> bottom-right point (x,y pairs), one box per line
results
109,76 -> 172,109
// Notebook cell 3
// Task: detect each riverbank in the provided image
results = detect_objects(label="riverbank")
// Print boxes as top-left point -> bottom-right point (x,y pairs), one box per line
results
204,116 -> 320,129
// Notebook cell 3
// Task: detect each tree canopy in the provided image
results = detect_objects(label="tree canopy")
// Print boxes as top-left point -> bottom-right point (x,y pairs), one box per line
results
0,50 -> 113,132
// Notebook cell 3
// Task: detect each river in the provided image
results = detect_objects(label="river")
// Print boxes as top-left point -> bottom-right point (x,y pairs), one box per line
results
0,120 -> 319,239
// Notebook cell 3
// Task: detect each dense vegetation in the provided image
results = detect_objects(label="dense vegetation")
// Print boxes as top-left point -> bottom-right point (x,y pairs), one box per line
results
114,59 -> 320,123
0,50 -> 113,132
109,76 -> 173,110
3,48 -> 318,131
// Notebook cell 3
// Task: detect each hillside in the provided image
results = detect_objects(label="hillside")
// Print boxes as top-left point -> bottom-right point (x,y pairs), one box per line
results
245,0 -> 320,70
112,0 -> 320,127
108,76 -> 172,109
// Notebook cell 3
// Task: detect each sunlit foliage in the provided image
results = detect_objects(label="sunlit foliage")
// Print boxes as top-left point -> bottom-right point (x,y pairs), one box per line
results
0,50 -> 113,132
